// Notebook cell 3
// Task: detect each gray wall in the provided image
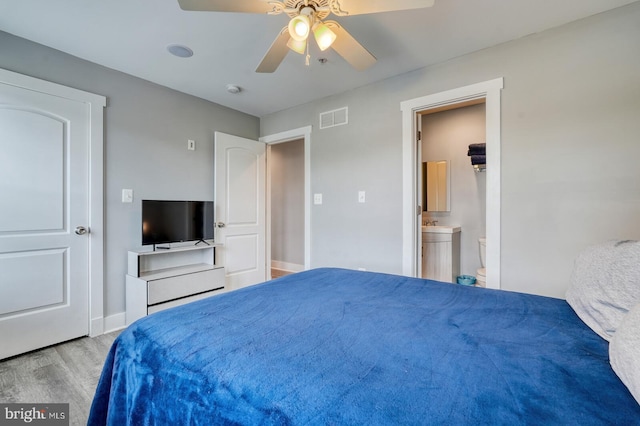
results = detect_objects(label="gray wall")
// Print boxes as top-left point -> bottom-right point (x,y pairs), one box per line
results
270,140 -> 305,267
0,31 -> 260,318
422,104 -> 487,277
261,3 -> 640,298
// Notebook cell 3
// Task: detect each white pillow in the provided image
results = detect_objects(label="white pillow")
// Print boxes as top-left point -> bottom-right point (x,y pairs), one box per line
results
610,302 -> 640,404
565,240 -> 640,341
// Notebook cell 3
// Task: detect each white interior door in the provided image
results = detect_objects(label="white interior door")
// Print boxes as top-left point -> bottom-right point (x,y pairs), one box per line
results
214,132 -> 266,291
416,115 -> 423,278
0,80 -> 90,359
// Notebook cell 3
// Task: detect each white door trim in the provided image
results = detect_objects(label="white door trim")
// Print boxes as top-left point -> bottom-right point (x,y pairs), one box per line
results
260,126 -> 312,273
0,68 -> 106,336
401,78 -> 503,289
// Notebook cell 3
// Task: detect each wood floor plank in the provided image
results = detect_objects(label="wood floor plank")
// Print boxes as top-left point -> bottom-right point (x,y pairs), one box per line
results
0,331 -> 120,426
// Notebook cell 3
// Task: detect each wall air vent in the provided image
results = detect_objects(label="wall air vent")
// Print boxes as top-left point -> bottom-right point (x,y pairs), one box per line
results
319,107 -> 348,129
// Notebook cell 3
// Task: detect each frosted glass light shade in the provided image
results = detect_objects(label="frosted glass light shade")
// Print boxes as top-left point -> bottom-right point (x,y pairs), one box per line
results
287,38 -> 307,54
313,22 -> 337,51
288,15 -> 310,41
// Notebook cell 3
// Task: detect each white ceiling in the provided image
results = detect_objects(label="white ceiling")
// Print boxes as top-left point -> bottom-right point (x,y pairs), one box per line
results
0,0 -> 637,117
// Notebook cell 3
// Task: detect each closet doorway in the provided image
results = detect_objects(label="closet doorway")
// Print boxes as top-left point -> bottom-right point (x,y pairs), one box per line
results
401,78 -> 503,289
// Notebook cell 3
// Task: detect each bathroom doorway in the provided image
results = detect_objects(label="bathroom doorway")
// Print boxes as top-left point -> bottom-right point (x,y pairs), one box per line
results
400,78 -> 503,289
420,101 -> 486,281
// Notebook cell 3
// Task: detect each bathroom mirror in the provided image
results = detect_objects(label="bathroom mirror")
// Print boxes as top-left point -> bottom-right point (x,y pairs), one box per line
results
422,160 -> 450,212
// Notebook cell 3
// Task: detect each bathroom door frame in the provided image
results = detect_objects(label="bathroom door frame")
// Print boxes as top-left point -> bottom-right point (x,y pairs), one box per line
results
400,78 -> 504,289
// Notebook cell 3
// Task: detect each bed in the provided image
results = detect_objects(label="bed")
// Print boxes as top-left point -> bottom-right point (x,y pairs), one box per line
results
89,266 -> 640,425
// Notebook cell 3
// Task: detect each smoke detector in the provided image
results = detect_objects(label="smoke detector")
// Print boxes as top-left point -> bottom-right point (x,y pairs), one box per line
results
226,84 -> 242,94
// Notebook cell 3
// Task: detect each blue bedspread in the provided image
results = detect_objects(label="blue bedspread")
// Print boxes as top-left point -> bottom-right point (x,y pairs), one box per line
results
89,268 -> 640,425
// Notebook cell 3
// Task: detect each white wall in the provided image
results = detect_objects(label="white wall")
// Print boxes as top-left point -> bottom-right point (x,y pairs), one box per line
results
261,3 -> 640,298
0,31 -> 260,321
422,104 -> 487,277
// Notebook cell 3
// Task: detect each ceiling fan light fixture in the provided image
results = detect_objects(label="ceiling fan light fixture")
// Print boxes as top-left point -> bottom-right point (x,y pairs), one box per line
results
288,15 -> 311,41
286,38 -> 307,55
313,22 -> 337,51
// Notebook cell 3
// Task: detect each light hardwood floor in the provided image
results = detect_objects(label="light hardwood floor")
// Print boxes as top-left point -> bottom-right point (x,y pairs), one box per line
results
0,331 -> 120,426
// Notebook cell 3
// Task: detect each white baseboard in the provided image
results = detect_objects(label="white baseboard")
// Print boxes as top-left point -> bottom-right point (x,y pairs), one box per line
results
89,317 -> 104,337
271,260 -> 304,273
103,312 -> 127,334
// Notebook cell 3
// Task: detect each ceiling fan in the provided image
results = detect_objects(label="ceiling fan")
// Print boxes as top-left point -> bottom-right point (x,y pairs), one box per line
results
177,0 -> 435,73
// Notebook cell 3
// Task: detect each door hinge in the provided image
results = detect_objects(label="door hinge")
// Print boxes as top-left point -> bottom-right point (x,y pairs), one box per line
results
417,130 -> 422,141
417,205 -> 422,216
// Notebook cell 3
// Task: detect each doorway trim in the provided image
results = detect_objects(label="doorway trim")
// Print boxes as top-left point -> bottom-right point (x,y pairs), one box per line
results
400,78 -> 503,289
0,67 -> 106,336
260,126 -> 312,276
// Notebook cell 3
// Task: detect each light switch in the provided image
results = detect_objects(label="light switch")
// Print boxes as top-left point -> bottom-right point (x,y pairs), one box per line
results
314,193 -> 323,205
187,139 -> 196,151
122,189 -> 133,203
358,191 -> 366,203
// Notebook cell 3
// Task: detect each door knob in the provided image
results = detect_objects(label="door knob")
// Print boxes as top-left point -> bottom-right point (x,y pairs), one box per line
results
216,222 -> 226,228
75,226 -> 89,235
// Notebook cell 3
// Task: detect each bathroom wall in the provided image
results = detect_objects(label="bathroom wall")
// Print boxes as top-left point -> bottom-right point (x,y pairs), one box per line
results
422,104 -> 487,277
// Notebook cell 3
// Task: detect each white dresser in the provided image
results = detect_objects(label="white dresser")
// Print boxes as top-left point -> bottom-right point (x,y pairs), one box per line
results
125,244 -> 225,325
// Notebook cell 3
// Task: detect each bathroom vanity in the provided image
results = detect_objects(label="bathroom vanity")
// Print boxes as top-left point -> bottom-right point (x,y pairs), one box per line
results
422,226 -> 461,283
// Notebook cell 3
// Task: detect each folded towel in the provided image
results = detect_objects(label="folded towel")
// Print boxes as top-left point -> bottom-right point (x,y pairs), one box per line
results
467,143 -> 486,156
470,155 -> 486,165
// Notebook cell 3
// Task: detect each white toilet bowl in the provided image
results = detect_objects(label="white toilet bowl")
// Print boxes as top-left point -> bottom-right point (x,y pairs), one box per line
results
476,237 -> 486,287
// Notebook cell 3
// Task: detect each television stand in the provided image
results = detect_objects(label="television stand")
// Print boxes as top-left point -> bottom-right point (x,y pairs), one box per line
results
125,244 -> 225,325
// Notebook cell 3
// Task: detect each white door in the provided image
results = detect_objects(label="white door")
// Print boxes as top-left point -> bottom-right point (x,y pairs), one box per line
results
214,132 -> 266,291
0,81 -> 90,359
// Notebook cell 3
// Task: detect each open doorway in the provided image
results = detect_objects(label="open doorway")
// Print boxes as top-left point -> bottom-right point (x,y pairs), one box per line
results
401,78 -> 503,289
261,126 -> 312,279
269,139 -> 305,278
420,100 -> 486,283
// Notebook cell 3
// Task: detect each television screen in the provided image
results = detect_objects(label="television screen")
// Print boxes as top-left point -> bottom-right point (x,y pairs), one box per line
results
142,200 -> 214,246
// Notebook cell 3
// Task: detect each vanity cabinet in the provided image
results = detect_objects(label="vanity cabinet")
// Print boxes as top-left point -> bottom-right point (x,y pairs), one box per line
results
422,227 -> 461,283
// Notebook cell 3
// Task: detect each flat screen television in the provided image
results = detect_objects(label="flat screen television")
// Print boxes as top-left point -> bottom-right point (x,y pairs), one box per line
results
142,200 -> 214,247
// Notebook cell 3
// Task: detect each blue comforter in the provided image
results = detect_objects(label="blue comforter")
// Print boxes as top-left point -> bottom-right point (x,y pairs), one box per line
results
89,268 -> 640,425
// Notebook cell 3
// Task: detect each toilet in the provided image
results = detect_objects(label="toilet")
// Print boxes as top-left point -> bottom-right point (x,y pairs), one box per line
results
476,237 -> 486,287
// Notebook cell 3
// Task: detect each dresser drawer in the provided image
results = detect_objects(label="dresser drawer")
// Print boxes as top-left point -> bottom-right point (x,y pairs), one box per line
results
147,267 -> 224,305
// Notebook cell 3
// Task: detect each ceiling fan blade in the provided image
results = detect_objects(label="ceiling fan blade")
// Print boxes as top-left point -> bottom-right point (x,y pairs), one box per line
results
329,0 -> 435,16
325,21 -> 376,71
256,27 -> 291,73
177,0 -> 276,13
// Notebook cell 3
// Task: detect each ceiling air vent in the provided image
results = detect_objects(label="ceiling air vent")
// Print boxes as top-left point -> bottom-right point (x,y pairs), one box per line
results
319,107 -> 348,130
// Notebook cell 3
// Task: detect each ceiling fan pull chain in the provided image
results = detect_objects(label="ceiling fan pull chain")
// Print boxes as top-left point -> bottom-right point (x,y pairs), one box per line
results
305,42 -> 311,66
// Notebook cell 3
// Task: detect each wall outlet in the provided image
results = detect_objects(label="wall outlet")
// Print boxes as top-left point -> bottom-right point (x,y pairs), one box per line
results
314,193 -> 323,205
187,139 -> 196,150
358,191 -> 366,203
